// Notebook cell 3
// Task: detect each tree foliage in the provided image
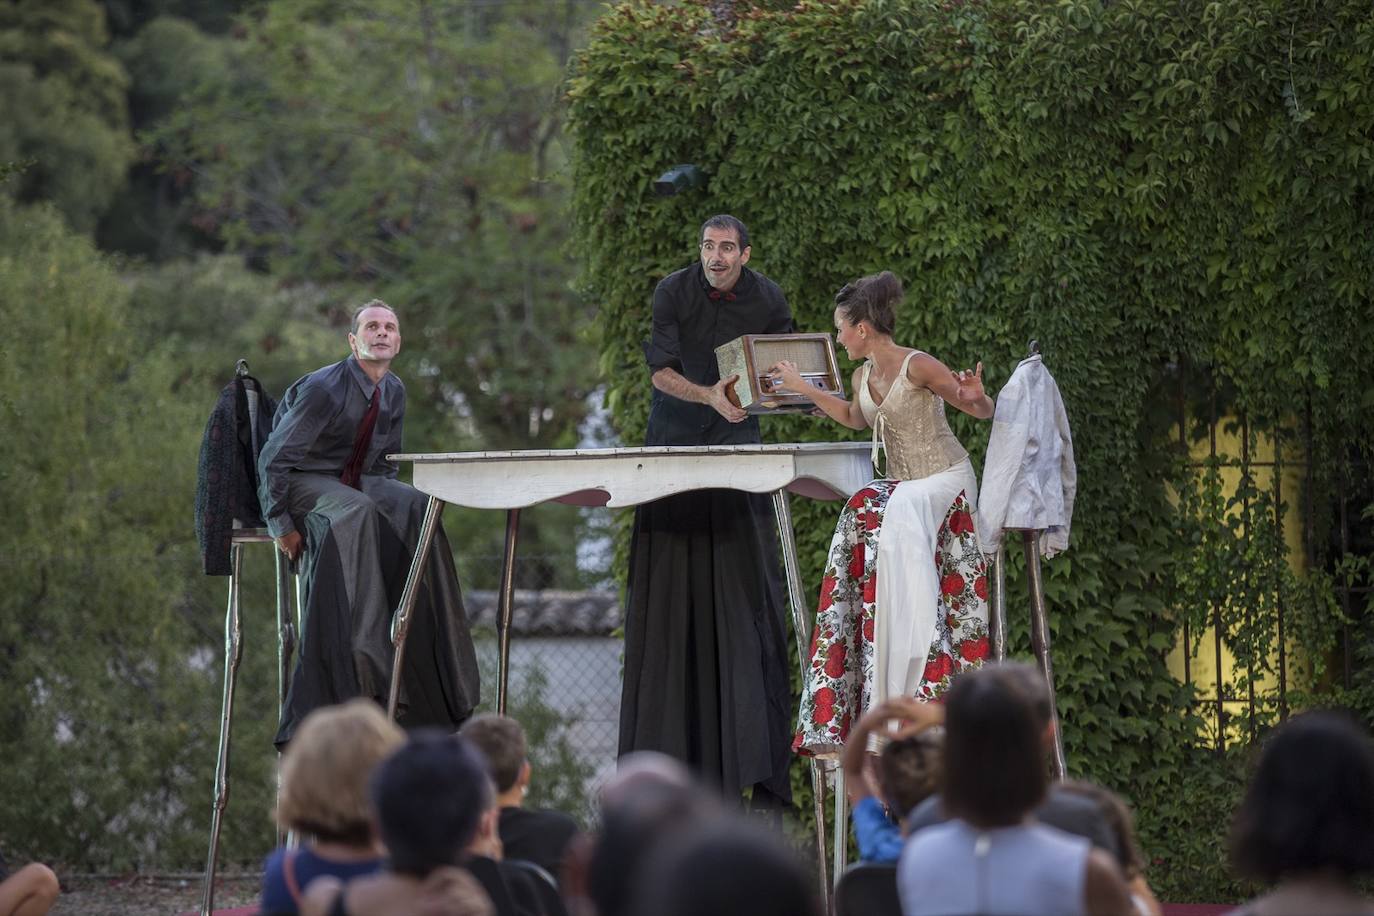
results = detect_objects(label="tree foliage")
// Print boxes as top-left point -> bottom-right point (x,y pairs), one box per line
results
0,0 -> 606,873
154,0 -> 599,455
569,0 -> 1374,900
0,0 -> 137,233
147,0 -> 607,585
0,198 -> 249,869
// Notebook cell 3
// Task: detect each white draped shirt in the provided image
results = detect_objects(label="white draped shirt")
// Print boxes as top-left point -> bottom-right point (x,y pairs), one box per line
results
979,355 -> 1076,557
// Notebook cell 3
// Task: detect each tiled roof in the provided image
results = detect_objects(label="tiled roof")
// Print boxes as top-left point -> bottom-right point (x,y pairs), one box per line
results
464,589 -> 621,637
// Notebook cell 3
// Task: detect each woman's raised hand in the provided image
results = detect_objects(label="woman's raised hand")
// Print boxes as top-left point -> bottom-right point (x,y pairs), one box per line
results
951,361 -> 985,404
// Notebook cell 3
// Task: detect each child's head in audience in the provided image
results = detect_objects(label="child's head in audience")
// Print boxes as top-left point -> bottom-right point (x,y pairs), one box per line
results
880,729 -> 942,824
1230,710 -> 1374,884
275,698 -> 404,844
941,662 -> 1050,828
459,713 -> 528,800
370,730 -> 495,876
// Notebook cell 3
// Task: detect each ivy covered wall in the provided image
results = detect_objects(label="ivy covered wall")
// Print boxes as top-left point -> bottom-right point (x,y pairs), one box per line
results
568,0 -> 1373,900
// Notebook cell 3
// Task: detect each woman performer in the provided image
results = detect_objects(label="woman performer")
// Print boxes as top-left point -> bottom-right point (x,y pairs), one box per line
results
771,271 -> 993,757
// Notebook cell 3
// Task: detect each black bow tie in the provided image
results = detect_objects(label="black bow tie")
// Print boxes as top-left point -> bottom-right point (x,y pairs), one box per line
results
708,289 -> 736,301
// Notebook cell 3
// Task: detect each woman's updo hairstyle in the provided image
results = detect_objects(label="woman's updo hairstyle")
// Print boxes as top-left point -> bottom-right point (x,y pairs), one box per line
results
835,271 -> 902,337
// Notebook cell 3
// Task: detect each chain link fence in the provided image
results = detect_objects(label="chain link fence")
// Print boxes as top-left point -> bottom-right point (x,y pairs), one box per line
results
465,589 -> 622,824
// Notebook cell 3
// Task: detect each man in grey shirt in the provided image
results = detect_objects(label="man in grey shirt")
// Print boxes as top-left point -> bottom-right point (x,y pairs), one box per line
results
259,300 -> 478,746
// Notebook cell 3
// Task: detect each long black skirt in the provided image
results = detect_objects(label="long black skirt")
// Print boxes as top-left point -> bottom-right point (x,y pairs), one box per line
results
618,488 -> 794,803
274,474 -> 480,748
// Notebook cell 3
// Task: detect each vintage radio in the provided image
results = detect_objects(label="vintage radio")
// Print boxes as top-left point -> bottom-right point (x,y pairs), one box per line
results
714,333 -> 845,414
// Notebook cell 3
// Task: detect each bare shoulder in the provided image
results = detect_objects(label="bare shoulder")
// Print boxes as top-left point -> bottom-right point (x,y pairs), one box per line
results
905,350 -> 948,382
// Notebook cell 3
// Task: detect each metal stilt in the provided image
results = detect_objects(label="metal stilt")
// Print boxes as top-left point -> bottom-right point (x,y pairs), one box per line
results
201,542 -> 246,916
771,490 -> 831,911
990,542 -> 1008,661
1022,530 -> 1067,779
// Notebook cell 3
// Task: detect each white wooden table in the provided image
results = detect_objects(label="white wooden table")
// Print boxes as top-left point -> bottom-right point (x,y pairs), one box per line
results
387,442 -> 873,900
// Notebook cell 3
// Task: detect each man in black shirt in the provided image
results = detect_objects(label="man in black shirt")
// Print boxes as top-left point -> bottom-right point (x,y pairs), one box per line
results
258,300 -> 479,746
619,215 -> 796,810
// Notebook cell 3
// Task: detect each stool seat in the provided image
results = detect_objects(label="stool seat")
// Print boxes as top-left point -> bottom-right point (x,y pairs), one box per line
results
230,527 -> 274,544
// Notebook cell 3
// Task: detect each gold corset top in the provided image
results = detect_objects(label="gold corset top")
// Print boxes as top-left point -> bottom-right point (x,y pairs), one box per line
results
858,351 -> 969,481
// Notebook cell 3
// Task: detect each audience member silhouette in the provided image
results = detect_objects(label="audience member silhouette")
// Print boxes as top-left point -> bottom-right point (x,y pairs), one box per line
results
842,696 -> 944,863
558,752 -> 700,916
460,714 -> 580,881
1228,710 -> 1374,916
904,665 -> 1119,858
300,730 -> 495,916
898,663 -> 1133,916
1059,781 -> 1162,916
260,699 -> 403,915
578,755 -> 722,916
629,817 -> 824,916
460,768 -> 563,916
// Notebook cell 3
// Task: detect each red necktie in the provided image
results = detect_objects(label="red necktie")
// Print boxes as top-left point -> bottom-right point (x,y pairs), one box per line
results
341,387 -> 380,489
708,289 -> 736,301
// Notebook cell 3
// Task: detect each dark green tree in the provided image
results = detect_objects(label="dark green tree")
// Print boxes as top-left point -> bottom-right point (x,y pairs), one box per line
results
0,198 -> 277,869
151,0 -> 606,585
154,0 -> 599,454
0,0 -> 136,233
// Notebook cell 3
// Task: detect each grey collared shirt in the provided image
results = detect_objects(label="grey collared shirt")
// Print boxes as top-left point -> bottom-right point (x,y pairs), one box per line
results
257,356 -> 405,538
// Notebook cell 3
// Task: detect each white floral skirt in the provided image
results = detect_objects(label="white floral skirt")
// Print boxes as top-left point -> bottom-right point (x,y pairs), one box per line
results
793,459 -> 990,758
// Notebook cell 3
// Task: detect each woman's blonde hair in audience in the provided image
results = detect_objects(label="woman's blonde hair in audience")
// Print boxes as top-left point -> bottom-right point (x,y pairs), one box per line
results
275,698 -> 405,844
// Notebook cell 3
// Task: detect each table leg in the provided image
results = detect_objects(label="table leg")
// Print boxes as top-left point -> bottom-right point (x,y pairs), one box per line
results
497,508 -> 522,715
387,496 -> 445,719
201,543 -> 245,916
990,542 -> 1008,661
771,490 -> 831,911
1023,530 -> 1067,779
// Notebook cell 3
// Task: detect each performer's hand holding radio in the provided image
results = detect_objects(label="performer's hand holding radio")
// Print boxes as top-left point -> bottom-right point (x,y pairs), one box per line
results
710,374 -> 748,423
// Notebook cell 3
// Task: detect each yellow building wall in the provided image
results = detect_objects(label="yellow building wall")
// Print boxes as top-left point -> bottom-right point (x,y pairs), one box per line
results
1165,421 -> 1307,746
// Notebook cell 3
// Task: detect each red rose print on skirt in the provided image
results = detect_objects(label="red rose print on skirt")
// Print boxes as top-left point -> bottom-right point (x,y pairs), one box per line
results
960,636 -> 989,663
949,506 -> 974,536
922,653 -> 955,684
795,482 -> 988,755
846,487 -> 878,509
848,543 -> 865,580
824,642 -> 847,678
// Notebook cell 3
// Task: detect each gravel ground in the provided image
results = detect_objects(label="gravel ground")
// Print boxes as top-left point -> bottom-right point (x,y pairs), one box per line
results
51,873 -> 260,916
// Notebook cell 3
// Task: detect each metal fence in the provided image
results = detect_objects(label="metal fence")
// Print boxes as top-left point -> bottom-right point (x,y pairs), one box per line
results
1174,376 -> 1370,749
465,589 -> 622,822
